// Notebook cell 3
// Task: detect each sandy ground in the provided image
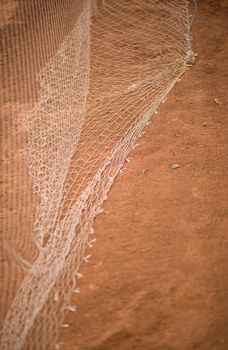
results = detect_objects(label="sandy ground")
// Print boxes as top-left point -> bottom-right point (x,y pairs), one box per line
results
1,0 -> 227,349
60,1 -> 228,349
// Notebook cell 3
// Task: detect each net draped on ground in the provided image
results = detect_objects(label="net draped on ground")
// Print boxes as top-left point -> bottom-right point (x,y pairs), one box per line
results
0,0 -> 194,349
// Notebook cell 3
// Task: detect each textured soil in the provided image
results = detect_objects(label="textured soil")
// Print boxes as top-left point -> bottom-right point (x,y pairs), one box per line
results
60,1 -> 228,350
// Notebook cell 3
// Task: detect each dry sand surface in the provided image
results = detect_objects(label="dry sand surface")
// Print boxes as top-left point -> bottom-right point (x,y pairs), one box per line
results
1,0 -> 228,349
60,1 -> 228,349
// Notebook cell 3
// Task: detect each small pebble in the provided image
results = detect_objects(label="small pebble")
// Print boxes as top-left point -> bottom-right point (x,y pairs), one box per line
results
213,98 -> 222,105
142,169 -> 149,174
61,324 -> 70,328
170,164 -> 180,170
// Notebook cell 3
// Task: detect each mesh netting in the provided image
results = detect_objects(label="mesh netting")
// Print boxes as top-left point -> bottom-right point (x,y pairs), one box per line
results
0,0 -> 194,349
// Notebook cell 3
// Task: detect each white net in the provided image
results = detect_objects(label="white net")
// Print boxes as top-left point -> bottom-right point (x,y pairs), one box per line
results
0,0 -> 194,349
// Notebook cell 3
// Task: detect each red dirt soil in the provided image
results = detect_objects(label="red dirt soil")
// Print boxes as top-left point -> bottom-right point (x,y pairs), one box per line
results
60,1 -> 228,350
